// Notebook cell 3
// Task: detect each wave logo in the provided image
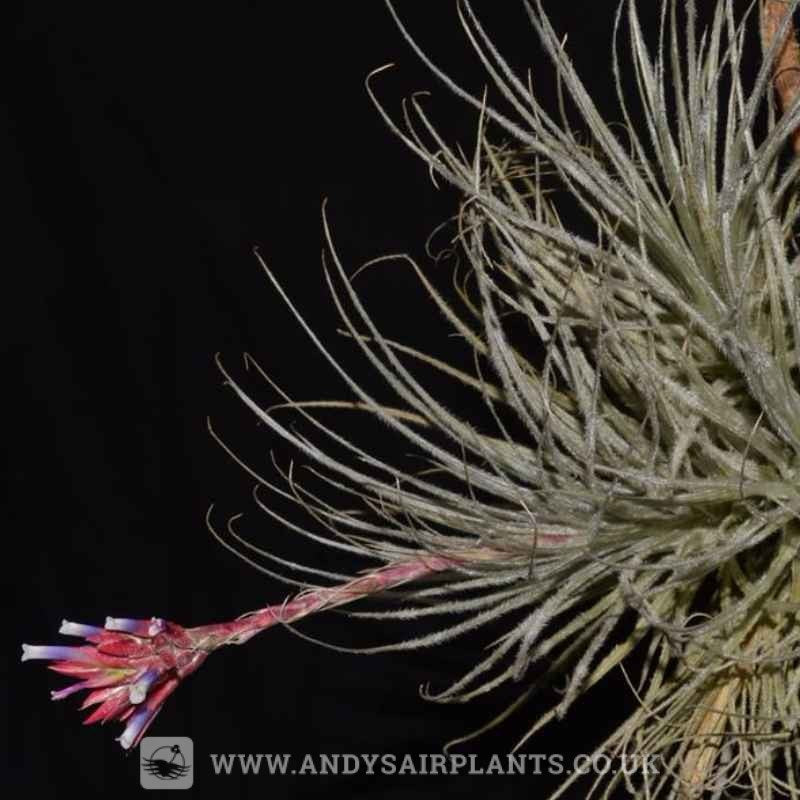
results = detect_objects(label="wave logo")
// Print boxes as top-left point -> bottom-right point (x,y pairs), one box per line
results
140,737 -> 193,789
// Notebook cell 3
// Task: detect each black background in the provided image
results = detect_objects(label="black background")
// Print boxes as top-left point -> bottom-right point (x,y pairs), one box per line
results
7,1 -> 747,797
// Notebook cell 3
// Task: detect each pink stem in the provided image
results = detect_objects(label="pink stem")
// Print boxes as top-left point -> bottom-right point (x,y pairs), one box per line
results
188,552 -> 460,648
183,534 -> 574,652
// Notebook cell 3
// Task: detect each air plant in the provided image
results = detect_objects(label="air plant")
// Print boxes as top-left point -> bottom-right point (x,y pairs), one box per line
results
22,0 -> 800,797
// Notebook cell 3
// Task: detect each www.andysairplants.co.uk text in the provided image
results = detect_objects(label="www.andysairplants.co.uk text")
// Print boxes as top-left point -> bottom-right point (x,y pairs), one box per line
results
209,752 -> 663,777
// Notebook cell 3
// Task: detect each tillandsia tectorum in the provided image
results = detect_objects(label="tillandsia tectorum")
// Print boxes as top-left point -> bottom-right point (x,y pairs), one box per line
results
22,0 -> 800,797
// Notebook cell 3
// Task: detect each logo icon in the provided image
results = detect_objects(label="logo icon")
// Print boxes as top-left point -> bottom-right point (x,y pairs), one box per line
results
140,736 -> 193,789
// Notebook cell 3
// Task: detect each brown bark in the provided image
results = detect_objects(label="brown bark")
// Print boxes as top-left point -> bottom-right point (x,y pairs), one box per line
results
763,1 -> 800,152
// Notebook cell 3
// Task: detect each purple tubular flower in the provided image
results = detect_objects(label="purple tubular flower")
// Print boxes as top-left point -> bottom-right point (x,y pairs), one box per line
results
103,617 -> 165,637
128,668 -> 161,704
59,620 -> 104,638
21,645 -> 96,663
117,704 -> 161,751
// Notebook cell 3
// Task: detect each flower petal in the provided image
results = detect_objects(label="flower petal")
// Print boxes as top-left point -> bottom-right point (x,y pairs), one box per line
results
103,617 -> 166,637
21,645 -> 96,663
128,668 -> 160,704
82,689 -> 131,726
50,682 -> 88,701
116,704 -> 160,750
59,620 -> 104,638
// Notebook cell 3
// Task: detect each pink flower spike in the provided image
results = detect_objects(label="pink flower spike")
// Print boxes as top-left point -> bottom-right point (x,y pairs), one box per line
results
22,550 -> 497,749
21,617 -> 212,749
